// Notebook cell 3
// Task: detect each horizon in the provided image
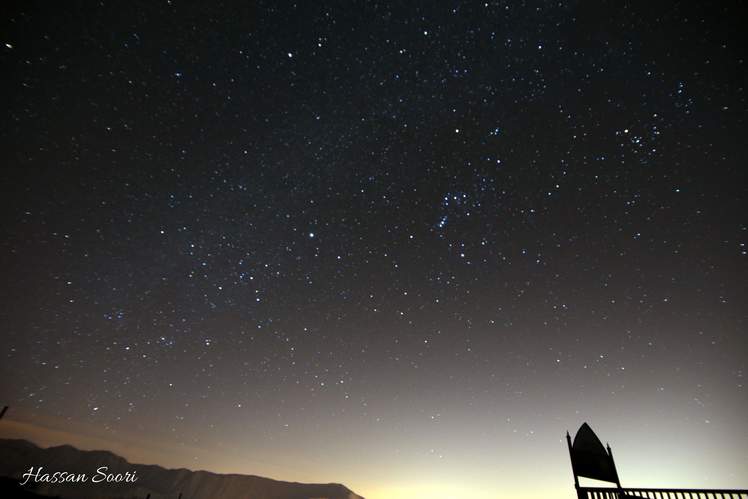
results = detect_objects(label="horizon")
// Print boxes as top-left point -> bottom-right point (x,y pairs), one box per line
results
2,409 -> 746,498
1,2 -> 746,499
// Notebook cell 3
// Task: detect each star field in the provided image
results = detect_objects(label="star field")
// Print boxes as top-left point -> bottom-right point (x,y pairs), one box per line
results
1,2 -> 746,498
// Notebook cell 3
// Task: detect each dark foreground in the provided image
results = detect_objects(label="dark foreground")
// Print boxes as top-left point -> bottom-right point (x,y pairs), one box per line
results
0,439 -> 363,499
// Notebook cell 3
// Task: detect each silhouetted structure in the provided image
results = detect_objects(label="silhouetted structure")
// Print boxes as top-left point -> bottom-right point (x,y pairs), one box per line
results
567,422 -> 748,499
0,406 -> 8,420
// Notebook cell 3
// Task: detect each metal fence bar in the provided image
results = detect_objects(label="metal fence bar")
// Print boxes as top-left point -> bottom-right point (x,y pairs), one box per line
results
579,488 -> 748,499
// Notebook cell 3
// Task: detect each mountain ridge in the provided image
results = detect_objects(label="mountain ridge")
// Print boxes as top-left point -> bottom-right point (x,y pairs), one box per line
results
0,438 -> 364,499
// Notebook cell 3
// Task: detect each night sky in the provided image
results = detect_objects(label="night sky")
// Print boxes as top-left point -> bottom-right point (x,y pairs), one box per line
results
1,2 -> 746,498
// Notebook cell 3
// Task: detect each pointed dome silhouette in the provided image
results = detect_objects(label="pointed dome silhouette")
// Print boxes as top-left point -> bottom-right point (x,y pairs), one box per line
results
568,422 -> 620,484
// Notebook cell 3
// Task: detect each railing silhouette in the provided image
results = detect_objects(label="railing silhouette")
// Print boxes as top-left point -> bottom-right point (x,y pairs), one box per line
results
567,423 -> 748,499
577,487 -> 748,498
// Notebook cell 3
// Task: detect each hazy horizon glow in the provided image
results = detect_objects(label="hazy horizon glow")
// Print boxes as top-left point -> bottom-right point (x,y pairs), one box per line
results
1,2 -> 746,499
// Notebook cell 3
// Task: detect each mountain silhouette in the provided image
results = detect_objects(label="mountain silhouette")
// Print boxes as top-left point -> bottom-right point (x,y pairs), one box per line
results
0,439 -> 364,499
